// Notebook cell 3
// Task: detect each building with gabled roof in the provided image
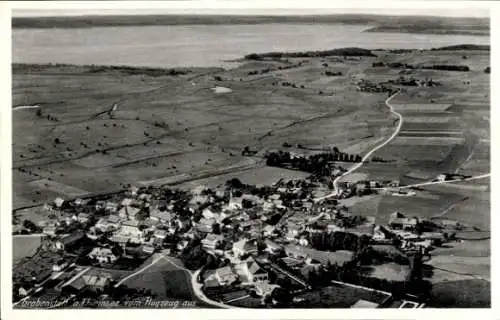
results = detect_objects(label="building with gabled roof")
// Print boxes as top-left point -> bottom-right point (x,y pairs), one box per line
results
202,234 -> 224,250
233,239 -> 257,258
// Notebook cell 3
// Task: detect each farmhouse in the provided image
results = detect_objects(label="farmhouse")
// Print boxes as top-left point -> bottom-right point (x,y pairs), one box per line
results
389,212 -> 418,231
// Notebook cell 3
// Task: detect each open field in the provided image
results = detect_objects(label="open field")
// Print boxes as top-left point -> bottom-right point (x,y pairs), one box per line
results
377,191 -> 466,224
12,57 -> 390,207
177,166 -> 310,190
13,235 -> 45,264
13,46 -> 489,208
294,282 -> 391,308
428,279 -> 490,308
122,256 -> 201,304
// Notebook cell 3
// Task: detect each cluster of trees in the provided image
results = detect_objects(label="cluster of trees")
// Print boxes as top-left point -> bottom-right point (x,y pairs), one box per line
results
265,150 -> 361,176
22,219 -> 42,233
324,71 -> 343,76
485,66 -> 491,74
356,246 -> 409,266
308,231 -> 371,253
421,64 -> 470,72
244,48 -> 376,60
377,61 -> 470,72
180,240 -> 223,270
431,44 -> 490,51
86,65 -> 190,77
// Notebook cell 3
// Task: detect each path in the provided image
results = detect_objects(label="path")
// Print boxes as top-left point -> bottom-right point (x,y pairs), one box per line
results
375,173 -> 490,191
114,253 -> 166,287
314,91 -> 403,202
13,105 -> 40,111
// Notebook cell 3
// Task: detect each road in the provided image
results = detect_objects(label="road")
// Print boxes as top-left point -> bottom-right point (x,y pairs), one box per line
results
114,252 -> 167,287
380,173 -> 490,190
314,91 -> 403,202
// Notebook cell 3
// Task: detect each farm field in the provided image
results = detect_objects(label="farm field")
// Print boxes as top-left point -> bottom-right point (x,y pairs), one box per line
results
428,279 -> 490,308
177,165 -> 310,190
376,191 -> 466,225
118,255 -> 212,308
13,59 -> 390,208
13,235 -> 45,264
294,282 -> 391,308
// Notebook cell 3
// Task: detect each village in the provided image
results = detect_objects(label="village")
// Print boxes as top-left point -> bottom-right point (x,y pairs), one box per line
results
13,163 -> 471,309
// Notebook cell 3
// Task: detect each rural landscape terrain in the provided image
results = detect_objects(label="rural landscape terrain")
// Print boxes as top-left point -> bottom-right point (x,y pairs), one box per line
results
11,13 -> 490,309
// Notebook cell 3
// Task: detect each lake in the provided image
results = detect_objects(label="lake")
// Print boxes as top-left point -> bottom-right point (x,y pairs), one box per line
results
13,24 -> 489,68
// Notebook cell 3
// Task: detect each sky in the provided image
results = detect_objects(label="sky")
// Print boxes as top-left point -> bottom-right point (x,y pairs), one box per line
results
11,2 -> 490,18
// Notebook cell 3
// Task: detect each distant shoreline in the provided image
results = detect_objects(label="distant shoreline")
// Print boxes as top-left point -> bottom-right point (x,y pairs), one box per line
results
12,14 -> 490,37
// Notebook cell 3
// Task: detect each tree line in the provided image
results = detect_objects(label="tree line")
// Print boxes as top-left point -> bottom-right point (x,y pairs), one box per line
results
265,150 -> 361,176
245,48 -> 376,60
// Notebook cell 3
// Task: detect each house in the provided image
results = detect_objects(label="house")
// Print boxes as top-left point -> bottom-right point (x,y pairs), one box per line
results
202,234 -> 224,251
202,208 -> 220,220
243,258 -> 268,283
240,219 -> 262,231
121,198 -> 134,207
52,259 -> 69,272
196,218 -> 215,233
153,229 -> 168,240
233,239 -> 257,258
55,231 -> 85,251
214,266 -> 238,285
82,273 -> 113,291
264,240 -> 282,254
118,206 -> 140,220
142,244 -> 155,254
149,208 -> 172,222
254,281 -> 279,297
43,226 -> 57,236
77,213 -> 91,224
327,224 -> 345,233
263,225 -> 275,236
372,226 -> 388,241
177,240 -> 189,251
285,226 -> 299,241
437,174 -> 447,182
74,198 -> 86,206
389,212 -> 418,231
105,202 -> 118,213
119,220 -> 142,241
88,247 -> 120,264
95,217 -> 120,232
53,197 -> 65,208
109,235 -> 130,247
